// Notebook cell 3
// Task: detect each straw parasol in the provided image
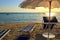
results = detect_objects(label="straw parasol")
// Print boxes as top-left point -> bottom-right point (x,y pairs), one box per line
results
19,0 -> 60,8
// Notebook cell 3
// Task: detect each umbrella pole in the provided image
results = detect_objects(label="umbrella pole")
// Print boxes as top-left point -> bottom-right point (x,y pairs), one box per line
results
48,0 -> 52,40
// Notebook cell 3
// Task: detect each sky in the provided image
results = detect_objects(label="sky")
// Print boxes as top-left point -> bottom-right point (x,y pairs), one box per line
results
0,0 -> 26,12
0,0 -> 22,9
0,0 -> 60,12
0,0 -> 40,12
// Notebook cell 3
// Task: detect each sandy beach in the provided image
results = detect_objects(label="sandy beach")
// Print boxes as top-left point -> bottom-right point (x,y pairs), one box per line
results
0,22 -> 60,40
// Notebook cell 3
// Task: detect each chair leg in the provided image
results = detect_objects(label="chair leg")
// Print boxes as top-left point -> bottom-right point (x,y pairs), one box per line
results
43,24 -> 46,29
50,24 -> 55,30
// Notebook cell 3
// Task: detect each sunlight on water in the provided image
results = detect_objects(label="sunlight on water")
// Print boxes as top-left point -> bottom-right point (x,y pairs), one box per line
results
45,13 -> 56,17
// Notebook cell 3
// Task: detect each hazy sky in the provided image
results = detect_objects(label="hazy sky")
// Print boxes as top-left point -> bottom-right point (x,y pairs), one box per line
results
0,0 -> 26,12
0,0 -> 24,9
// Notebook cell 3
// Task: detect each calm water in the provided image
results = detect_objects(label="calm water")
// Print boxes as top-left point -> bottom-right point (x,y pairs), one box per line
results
0,12 -> 60,23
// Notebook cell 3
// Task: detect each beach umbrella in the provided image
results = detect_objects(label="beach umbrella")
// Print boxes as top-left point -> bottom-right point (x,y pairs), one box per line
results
19,0 -> 60,12
19,0 -> 60,8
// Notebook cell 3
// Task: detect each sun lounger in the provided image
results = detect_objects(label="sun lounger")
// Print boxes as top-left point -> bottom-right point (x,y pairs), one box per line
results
17,24 -> 35,40
43,16 -> 58,29
18,24 -> 35,32
0,29 -> 10,40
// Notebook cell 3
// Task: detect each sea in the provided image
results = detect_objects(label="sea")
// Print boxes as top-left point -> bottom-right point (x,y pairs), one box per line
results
0,12 -> 60,23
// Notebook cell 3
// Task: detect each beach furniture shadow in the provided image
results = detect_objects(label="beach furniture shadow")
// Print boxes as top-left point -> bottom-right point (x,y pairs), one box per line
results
16,34 -> 30,40
35,34 -> 47,40
56,34 -> 60,39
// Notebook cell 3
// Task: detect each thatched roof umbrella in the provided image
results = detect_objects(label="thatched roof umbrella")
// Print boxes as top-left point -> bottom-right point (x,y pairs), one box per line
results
19,0 -> 60,9
19,0 -> 60,19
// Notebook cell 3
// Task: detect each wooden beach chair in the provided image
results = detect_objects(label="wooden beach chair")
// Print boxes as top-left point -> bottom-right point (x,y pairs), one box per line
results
18,24 -> 35,33
0,29 -> 10,40
17,24 -> 35,40
43,16 -> 58,30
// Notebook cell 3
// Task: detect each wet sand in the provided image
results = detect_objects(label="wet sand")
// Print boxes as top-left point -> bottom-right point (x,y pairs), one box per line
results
0,22 -> 60,40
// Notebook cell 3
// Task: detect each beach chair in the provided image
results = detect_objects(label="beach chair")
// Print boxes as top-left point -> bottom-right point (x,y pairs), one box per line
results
43,16 -> 58,30
0,29 -> 10,40
17,24 -> 35,40
18,24 -> 35,32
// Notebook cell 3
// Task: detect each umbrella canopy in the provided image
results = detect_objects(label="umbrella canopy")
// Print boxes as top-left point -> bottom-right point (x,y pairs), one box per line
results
19,0 -> 60,9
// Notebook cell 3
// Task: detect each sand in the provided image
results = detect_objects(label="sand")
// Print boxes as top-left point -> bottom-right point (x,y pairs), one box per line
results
0,22 -> 60,40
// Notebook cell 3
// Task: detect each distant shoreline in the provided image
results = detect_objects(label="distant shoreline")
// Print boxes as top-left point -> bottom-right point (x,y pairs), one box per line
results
0,12 -> 44,14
